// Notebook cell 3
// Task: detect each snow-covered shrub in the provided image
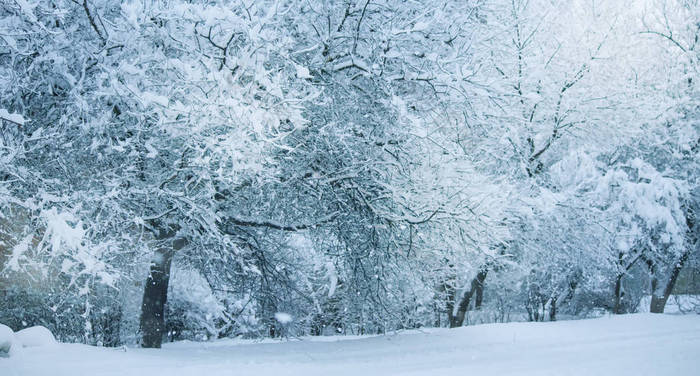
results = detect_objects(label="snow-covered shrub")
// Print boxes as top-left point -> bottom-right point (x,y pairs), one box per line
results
0,284 -> 123,346
165,268 -> 227,341
0,288 -> 55,334
0,202 -> 126,345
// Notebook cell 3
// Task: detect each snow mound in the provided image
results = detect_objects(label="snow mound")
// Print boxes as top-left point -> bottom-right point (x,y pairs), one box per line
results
14,326 -> 57,348
0,323 -> 13,356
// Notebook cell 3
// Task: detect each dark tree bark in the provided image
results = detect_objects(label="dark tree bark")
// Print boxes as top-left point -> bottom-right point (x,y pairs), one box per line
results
525,295 -> 535,322
451,269 -> 488,328
451,288 -> 472,328
649,204 -> 697,313
140,247 -> 174,348
549,297 -> 557,321
140,234 -> 186,348
650,250 -> 691,313
474,275 -> 485,310
649,294 -> 666,314
613,273 -> 624,314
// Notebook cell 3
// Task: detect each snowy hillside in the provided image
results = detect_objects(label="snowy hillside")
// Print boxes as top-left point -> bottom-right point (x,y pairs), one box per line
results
3,314 -> 699,376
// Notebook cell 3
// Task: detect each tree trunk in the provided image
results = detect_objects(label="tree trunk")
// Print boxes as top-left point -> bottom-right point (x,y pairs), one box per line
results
140,247 -> 174,348
613,251 -> 641,314
439,261 -> 457,328
549,297 -> 557,321
139,235 -> 186,348
613,273 -> 623,314
650,206 -> 698,313
451,288 -> 473,328
474,273 -> 485,310
540,299 -> 547,322
525,293 -> 535,322
443,279 -> 456,328
451,269 -> 488,328
650,250 -> 691,314
649,295 -> 667,313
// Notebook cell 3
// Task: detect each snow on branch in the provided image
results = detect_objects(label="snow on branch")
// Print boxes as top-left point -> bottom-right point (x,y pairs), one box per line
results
220,212 -> 339,232
0,109 -> 28,125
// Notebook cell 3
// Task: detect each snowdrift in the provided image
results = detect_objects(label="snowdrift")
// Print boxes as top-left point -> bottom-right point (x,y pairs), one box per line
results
14,326 -> 57,348
0,324 -> 13,356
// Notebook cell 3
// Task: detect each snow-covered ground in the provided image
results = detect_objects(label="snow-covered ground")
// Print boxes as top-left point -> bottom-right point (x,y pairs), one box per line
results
2,314 -> 699,375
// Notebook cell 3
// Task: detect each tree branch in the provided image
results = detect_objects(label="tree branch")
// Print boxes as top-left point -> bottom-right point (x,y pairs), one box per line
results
220,212 -> 339,232
81,0 -> 106,45
640,30 -> 687,53
353,0 -> 371,54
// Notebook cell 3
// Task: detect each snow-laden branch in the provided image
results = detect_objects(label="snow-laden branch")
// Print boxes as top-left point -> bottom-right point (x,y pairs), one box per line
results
220,212 -> 339,232
0,109 -> 28,125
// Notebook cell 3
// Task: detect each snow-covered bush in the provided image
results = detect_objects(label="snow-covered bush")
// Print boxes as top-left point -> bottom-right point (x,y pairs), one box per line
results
0,284 -> 123,346
165,267 -> 227,341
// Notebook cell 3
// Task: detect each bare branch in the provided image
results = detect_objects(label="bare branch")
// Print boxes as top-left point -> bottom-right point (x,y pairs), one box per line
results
639,30 -> 687,53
